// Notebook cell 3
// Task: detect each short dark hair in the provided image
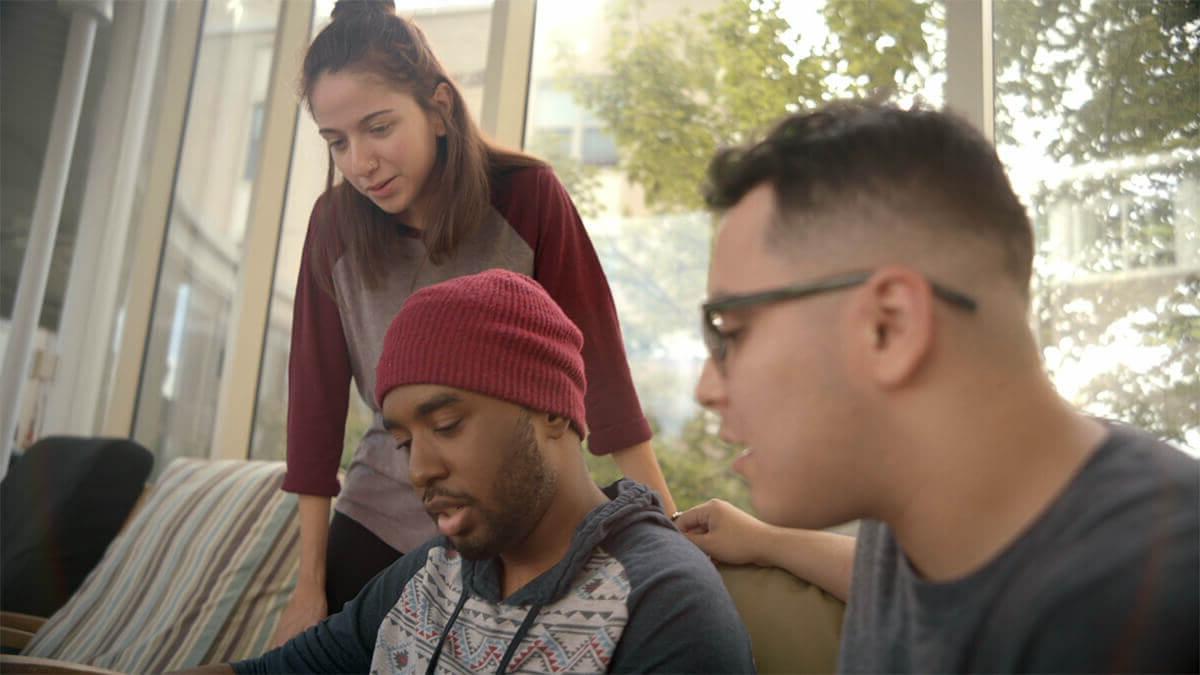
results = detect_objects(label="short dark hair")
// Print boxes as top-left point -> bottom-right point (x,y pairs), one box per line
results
704,101 -> 1034,291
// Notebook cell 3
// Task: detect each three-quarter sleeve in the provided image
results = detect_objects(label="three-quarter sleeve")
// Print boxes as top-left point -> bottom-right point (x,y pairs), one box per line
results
282,197 -> 352,496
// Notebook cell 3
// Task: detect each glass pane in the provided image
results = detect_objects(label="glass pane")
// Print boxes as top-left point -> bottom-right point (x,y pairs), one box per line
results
1,1 -> 107,448
994,0 -> 1199,454
134,0 -> 284,467
1,1 -> 178,448
526,0 -> 947,509
249,1 -> 497,461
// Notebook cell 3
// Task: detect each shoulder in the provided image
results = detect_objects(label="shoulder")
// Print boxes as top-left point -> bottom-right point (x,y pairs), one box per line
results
1017,537 -> 1198,673
606,518 -> 731,603
996,424 -> 1197,605
491,164 -> 571,217
602,520 -> 755,672
303,188 -> 349,261
490,164 -> 588,257
1061,423 -> 1198,541
991,426 -> 1199,669
1099,422 -> 1199,491
491,163 -> 560,199
307,189 -> 340,232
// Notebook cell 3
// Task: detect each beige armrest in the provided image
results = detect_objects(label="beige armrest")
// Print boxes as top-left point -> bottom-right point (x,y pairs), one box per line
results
718,563 -> 846,675
0,655 -> 125,674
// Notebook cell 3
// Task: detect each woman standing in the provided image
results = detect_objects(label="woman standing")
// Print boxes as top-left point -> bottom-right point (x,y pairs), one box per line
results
270,0 -> 676,645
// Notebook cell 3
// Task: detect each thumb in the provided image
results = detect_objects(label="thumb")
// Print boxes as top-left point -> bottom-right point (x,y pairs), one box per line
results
674,508 -> 710,534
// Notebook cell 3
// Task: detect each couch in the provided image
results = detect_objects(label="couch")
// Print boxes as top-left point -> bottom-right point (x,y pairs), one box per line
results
1,458 -> 844,673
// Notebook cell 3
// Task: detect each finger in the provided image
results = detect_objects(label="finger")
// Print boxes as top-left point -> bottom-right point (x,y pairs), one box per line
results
682,531 -> 723,564
673,506 -> 710,533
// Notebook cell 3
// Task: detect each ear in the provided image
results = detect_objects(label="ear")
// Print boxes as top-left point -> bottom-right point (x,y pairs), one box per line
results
542,413 -> 572,440
429,82 -> 452,137
849,266 -> 935,389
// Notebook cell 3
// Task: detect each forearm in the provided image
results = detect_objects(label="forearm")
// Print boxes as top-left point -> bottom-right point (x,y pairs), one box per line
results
611,440 -> 676,514
753,526 -> 855,602
296,495 -> 332,586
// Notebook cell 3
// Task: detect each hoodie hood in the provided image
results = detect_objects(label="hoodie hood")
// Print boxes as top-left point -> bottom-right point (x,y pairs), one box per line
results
459,479 -> 671,606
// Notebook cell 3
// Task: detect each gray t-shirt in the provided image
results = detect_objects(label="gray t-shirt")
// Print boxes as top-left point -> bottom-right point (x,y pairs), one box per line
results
839,422 -> 1199,674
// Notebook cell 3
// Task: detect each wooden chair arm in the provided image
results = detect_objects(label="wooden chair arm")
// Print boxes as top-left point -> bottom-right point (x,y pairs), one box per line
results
0,655 -> 125,674
2,625 -> 36,651
1,612 -> 46,651
1,611 -> 47,634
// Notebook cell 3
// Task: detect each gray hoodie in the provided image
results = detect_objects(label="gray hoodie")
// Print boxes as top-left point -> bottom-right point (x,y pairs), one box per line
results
235,480 -> 755,674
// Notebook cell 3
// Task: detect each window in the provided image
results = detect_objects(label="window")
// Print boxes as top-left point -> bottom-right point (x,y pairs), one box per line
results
1,0 -> 182,450
526,0 -> 947,509
994,0 -> 1199,454
244,103 -> 266,180
134,0 -> 285,467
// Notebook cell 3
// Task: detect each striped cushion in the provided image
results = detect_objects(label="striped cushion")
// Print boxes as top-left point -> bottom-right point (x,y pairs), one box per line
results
22,459 -> 300,672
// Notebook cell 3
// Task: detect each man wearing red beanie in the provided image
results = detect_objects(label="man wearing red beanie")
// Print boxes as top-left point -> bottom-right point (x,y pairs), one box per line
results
219,269 -> 754,674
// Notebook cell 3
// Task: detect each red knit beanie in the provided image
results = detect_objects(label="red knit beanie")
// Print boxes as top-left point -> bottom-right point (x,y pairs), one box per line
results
375,269 -> 588,438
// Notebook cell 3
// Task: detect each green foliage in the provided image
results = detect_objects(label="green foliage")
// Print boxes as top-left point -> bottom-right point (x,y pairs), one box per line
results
562,0 -> 828,211
1001,0 -> 1200,447
822,0 -> 936,96
994,0 -> 1199,160
558,0 -> 1199,512
558,0 -> 943,213
1036,272 -> 1200,445
655,411 -> 751,511
526,129 -> 605,220
587,412 -> 751,511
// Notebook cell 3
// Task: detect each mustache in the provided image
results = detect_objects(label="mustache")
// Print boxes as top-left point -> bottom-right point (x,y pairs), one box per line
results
422,485 -> 474,506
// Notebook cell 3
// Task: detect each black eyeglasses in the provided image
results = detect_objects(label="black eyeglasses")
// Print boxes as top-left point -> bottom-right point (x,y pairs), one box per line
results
701,270 -> 978,370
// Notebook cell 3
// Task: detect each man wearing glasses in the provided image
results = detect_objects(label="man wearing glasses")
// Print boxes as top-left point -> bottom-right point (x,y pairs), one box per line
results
675,101 -> 1198,673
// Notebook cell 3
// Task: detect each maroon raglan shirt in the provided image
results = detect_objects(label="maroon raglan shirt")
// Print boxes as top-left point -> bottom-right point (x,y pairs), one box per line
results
282,165 -> 652,552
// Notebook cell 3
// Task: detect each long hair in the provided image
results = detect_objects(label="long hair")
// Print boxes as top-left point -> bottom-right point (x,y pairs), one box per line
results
301,0 -> 542,292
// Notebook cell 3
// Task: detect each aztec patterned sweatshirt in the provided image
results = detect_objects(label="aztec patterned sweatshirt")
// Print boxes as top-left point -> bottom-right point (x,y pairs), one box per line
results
234,481 -> 755,674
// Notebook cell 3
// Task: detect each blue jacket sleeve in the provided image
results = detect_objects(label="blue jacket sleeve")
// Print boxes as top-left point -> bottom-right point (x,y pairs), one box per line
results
231,543 -> 437,674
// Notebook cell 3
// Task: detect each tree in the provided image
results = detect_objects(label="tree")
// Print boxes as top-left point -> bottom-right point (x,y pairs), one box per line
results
560,0 -> 939,213
546,0 -> 1198,502
997,0 -> 1200,447
588,410 -> 750,511
993,0 -> 1198,161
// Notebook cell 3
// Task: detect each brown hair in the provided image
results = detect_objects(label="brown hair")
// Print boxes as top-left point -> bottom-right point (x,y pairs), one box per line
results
704,101 -> 1035,294
301,0 -> 542,291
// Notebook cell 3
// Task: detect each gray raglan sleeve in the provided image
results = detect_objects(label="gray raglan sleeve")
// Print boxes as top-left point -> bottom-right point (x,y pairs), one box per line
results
231,541 -> 437,675
608,526 -> 756,674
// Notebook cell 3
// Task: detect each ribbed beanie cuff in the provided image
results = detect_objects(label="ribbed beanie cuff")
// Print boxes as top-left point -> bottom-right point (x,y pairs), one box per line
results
375,270 -> 588,438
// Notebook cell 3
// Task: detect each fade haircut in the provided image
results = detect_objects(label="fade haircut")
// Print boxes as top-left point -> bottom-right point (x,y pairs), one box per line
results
704,101 -> 1035,294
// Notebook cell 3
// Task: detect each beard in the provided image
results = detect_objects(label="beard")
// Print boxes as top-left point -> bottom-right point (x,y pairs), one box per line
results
450,413 -> 557,560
